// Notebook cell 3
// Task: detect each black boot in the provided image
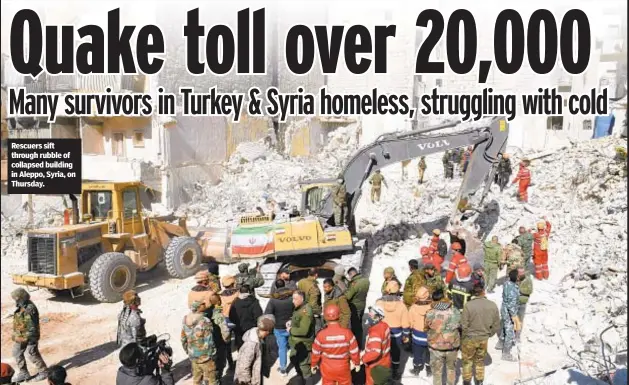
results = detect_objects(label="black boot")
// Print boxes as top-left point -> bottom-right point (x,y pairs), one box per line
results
425,365 -> 432,377
409,364 -> 423,376
494,340 -> 504,350
392,364 -> 400,379
475,380 -> 484,385
463,381 -> 472,385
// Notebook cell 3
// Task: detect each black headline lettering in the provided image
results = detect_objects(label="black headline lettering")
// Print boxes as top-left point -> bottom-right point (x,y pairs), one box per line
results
11,8 -> 165,77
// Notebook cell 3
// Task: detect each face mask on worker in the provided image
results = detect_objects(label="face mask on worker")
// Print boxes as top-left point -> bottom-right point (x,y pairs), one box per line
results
365,315 -> 379,326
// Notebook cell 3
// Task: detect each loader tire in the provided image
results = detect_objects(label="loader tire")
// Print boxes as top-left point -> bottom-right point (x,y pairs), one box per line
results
164,236 -> 202,279
89,252 -> 137,303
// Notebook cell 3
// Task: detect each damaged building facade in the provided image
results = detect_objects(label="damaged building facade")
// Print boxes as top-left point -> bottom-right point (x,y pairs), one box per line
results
1,2 -> 627,210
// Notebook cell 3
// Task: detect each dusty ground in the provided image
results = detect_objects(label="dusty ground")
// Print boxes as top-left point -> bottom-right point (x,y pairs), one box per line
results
0,160 -> 593,384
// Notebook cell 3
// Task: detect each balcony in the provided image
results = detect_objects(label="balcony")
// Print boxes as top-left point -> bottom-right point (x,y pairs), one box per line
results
23,74 -> 147,93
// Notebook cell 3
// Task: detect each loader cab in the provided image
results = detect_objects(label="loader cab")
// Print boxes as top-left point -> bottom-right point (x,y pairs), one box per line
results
81,181 -> 145,236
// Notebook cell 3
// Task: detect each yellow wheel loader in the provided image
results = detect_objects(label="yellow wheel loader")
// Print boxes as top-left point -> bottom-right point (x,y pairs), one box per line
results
11,181 -> 206,302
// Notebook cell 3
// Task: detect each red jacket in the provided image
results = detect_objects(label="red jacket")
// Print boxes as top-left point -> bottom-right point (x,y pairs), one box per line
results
312,323 -> 360,381
363,321 -> 392,369
533,221 -> 552,254
512,167 -> 531,185
445,251 -> 468,284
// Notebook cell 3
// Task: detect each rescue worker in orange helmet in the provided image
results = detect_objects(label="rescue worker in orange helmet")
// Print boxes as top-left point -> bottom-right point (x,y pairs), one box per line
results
512,159 -> 532,202
311,304 -> 360,385
362,305 -> 392,385
533,216 -> 552,280
445,242 -> 468,285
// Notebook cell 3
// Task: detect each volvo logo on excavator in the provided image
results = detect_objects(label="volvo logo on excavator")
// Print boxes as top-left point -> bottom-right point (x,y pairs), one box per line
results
417,139 -> 450,150
278,236 -> 312,242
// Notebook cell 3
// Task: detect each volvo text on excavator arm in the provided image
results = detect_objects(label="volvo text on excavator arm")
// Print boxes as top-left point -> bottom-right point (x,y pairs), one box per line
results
300,116 -> 509,232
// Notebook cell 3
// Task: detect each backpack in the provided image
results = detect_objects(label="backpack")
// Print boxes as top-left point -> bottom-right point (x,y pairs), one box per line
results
438,239 -> 448,258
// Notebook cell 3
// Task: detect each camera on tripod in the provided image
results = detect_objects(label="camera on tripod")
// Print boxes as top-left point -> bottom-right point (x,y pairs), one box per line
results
137,333 -> 173,376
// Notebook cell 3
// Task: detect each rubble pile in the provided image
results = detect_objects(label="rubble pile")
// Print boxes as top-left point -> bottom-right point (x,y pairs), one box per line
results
177,122 -> 361,226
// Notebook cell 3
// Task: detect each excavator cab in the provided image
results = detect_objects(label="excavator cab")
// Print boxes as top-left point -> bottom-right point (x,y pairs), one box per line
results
300,179 -> 336,218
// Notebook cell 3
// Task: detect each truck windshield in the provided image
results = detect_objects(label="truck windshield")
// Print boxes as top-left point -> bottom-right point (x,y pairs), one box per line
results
88,191 -> 113,219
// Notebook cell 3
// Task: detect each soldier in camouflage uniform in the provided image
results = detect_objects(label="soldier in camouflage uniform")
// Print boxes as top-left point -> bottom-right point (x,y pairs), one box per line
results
516,268 -> 533,342
442,151 -> 452,179
502,242 -> 525,274
460,283 -> 500,385
425,289 -> 461,385
495,153 -> 513,192
515,226 -> 534,271
322,279 -> 351,329
483,236 -> 502,293
235,263 -> 264,290
381,267 -> 402,296
417,157 -> 427,184
289,291 -> 315,385
181,300 -> 217,385
206,261 -> 221,293
297,268 -> 323,333
496,269 -> 521,362
422,262 -> 446,296
403,259 -> 426,308
369,170 -> 387,203
332,176 -> 348,226
10,288 -> 48,382
207,294 -> 231,378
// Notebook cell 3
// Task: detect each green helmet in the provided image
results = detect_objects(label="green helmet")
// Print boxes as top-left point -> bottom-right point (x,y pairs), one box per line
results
11,287 -> 29,302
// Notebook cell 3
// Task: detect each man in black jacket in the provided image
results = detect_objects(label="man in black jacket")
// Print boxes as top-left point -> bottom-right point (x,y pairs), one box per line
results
116,343 -> 174,385
264,280 -> 294,376
229,285 -> 263,348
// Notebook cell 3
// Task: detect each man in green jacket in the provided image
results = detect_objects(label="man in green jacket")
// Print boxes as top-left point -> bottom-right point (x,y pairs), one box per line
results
297,268 -> 322,332
289,290 -> 315,384
483,236 -> 502,293
515,227 -> 534,272
516,268 -> 533,342
461,283 -> 500,385
403,260 -> 426,308
345,267 -> 371,348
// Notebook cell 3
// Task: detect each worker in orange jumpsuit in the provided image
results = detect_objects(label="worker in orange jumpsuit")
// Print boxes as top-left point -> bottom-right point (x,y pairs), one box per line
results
512,160 -> 532,202
445,242 -> 468,285
533,217 -> 552,280
312,304 -> 361,385
420,247 -> 432,268
362,305 -> 392,385
427,229 -> 445,273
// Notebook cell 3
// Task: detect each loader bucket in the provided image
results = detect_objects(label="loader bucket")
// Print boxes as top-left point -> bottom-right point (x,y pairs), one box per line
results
193,227 -> 231,263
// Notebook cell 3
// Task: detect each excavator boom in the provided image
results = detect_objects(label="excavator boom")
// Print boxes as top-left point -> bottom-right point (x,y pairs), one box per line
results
301,117 -> 509,230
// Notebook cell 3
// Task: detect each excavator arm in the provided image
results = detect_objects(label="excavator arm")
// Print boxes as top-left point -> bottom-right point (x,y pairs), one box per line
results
300,117 -> 509,232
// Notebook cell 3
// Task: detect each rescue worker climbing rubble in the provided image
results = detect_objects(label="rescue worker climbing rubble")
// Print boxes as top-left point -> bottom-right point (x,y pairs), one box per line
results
512,159 -> 532,202
445,242 -> 467,285
311,304 -> 360,385
369,170 -> 387,203
418,157 -> 427,184
10,288 -> 48,383
533,216 -> 552,280
496,153 -> 513,192
362,305 -> 392,385
332,176 -> 348,226
427,229 -> 447,273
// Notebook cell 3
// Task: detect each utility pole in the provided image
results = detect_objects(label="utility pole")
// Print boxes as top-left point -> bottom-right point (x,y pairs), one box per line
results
27,193 -> 33,228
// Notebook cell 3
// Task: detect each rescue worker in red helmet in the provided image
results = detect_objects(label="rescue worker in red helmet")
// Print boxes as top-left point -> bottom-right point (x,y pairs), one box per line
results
448,262 -> 474,310
362,305 -> 392,385
427,230 -> 446,272
312,304 -> 360,385
445,242 -> 468,285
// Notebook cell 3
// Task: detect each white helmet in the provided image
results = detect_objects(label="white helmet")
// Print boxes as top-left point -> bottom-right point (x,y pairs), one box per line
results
369,305 -> 385,319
